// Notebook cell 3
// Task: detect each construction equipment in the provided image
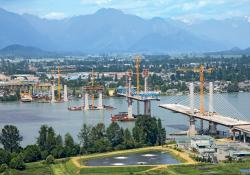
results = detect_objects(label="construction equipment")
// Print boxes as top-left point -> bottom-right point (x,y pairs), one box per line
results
135,56 -> 141,114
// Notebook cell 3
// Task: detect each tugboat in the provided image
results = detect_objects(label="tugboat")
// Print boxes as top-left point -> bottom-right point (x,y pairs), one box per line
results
111,112 -> 136,122
20,93 -> 33,102
68,106 -> 82,111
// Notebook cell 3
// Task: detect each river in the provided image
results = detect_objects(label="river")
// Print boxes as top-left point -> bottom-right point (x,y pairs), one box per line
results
0,92 -> 249,146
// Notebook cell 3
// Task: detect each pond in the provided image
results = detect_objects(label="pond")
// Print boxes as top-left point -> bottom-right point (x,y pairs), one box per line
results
240,168 -> 250,173
84,151 -> 181,166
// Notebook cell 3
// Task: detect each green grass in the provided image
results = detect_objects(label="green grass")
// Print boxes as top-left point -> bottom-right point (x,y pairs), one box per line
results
139,161 -> 250,175
51,161 -> 79,175
13,161 -> 52,175
80,166 -> 155,175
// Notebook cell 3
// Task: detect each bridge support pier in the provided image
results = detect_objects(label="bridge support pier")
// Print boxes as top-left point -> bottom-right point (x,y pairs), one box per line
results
233,131 -> 236,141
200,120 -> 204,133
84,93 -> 89,110
188,116 -> 196,136
128,99 -> 133,118
243,132 -> 246,143
51,85 -> 55,103
137,101 -> 140,115
64,85 -> 68,102
209,122 -> 217,135
144,100 -> 151,116
97,91 -> 104,110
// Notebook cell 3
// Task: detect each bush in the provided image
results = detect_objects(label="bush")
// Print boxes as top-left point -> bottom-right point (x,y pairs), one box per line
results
45,155 -> 55,164
23,145 -> 41,162
41,150 -> 49,160
9,155 -> 25,170
0,149 -> 11,165
0,164 -> 8,173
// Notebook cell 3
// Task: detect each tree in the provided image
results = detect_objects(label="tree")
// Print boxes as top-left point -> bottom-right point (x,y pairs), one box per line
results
37,125 -> 48,151
106,122 -> 123,148
90,123 -> 105,142
133,116 -> 158,146
64,133 -> 79,156
46,127 -> 56,151
0,149 -> 11,165
156,119 -> 166,146
22,145 -> 41,163
9,155 -> 25,170
0,164 -> 8,173
55,135 -> 63,147
0,125 -> 23,153
64,133 -> 74,148
122,129 -> 135,149
92,138 -> 112,153
78,124 -> 92,153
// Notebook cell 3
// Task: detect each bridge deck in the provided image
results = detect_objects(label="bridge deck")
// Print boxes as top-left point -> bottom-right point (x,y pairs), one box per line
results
117,93 -> 160,101
159,104 -> 250,132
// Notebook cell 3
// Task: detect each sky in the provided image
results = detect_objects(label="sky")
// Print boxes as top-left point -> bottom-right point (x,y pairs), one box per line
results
0,0 -> 250,23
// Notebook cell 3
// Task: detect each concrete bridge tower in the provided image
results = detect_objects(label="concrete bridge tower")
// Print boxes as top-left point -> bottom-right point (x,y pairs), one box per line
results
209,82 -> 217,135
188,82 -> 196,136
51,84 -> 55,103
64,85 -> 68,102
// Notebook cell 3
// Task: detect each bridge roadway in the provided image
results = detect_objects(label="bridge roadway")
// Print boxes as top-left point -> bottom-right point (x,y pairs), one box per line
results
159,103 -> 250,134
117,93 -> 160,101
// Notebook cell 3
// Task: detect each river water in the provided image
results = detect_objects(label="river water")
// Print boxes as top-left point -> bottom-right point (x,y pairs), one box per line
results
0,92 -> 249,146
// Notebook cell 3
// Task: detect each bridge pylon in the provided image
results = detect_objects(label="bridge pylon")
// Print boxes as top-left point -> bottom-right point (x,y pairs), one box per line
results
188,82 -> 196,136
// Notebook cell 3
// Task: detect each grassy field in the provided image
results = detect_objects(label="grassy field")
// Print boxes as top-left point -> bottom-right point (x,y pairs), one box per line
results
6,146 -> 250,175
12,161 -> 52,175
139,161 -> 250,175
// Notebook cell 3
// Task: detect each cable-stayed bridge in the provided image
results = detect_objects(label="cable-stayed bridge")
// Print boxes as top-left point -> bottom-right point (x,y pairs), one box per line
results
159,82 -> 250,143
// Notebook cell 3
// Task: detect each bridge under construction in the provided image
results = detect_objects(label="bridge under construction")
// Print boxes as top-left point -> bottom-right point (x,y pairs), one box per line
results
159,82 -> 250,143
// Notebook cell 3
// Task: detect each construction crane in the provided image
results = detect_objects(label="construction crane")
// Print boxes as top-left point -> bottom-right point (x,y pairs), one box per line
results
177,65 -> 212,114
135,56 -> 141,115
135,56 -> 141,94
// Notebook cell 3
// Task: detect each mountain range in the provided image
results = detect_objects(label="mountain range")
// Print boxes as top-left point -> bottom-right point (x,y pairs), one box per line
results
0,8 -> 250,54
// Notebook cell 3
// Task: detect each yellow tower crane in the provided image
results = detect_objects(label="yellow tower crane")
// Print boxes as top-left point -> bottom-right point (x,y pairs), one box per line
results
135,55 -> 141,115
135,56 -> 141,94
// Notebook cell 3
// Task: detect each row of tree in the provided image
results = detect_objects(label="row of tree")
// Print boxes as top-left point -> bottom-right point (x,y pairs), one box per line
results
0,115 -> 166,172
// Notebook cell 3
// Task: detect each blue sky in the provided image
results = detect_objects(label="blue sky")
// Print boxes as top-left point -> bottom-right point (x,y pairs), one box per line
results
1,0 -> 250,22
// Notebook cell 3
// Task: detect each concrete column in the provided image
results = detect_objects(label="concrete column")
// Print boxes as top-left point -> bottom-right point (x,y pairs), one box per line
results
128,98 -> 133,118
200,120 -> 204,133
64,85 -> 68,102
97,91 -> 104,110
233,131 -> 236,141
84,93 -> 89,110
144,77 -> 148,93
128,75 -> 133,118
137,101 -> 140,115
209,122 -> 217,135
51,85 -> 55,103
189,83 -> 196,136
189,82 -> 195,115
209,82 -> 214,114
144,100 -> 151,116
188,117 -> 196,136
243,132 -> 246,143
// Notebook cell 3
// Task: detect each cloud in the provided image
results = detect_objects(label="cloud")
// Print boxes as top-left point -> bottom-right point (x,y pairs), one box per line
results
43,12 -> 66,20
80,0 -> 112,5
